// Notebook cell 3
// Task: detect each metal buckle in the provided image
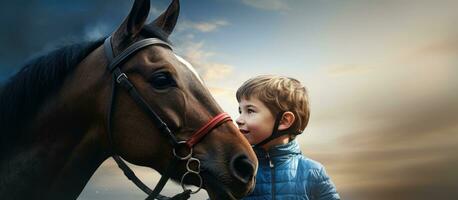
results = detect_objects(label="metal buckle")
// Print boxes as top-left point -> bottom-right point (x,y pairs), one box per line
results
173,141 -> 193,160
116,73 -> 128,84
181,171 -> 203,194
186,157 -> 201,174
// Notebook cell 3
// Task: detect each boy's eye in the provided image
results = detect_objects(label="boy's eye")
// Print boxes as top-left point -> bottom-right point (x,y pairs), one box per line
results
247,109 -> 255,113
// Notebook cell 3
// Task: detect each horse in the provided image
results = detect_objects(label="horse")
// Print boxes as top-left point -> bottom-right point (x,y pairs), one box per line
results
0,0 -> 257,199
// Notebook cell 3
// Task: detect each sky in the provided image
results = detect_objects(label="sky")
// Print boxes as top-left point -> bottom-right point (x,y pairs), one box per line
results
1,0 -> 458,199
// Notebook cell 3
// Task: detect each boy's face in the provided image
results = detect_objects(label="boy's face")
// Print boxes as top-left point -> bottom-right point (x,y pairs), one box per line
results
236,97 -> 275,145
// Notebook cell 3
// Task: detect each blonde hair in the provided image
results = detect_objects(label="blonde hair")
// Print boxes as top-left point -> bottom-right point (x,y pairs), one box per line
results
236,75 -> 310,134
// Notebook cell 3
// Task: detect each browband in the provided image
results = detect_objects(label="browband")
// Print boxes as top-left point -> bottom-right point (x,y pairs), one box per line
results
104,36 -> 172,71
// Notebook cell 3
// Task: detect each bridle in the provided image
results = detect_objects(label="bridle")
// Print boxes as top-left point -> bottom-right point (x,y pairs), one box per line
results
103,36 -> 232,200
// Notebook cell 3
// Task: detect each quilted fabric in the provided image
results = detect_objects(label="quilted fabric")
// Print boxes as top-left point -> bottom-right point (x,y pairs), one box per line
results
242,140 -> 340,200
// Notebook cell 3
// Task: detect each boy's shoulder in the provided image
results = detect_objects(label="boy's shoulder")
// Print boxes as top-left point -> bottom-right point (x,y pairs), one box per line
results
296,154 -> 325,170
295,154 -> 332,183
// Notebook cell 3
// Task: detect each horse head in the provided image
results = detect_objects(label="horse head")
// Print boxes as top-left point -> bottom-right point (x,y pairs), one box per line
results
97,0 -> 257,199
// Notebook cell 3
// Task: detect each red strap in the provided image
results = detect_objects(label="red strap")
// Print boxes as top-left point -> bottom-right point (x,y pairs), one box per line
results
186,112 -> 232,148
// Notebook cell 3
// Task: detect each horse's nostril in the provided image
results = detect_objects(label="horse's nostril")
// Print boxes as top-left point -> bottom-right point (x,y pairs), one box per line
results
230,154 -> 255,184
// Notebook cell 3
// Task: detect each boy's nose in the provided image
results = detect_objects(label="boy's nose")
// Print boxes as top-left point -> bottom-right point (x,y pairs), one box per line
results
235,116 -> 244,126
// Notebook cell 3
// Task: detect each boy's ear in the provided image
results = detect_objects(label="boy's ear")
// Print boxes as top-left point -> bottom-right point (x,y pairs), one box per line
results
278,111 -> 295,131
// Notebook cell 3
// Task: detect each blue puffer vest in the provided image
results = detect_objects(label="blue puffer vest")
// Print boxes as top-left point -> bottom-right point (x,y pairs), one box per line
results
242,140 -> 340,200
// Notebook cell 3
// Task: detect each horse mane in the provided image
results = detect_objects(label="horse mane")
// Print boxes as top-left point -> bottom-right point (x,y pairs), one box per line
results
0,26 -> 169,155
0,39 -> 104,144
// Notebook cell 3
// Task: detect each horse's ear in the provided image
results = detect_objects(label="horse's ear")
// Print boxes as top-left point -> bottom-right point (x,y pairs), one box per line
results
148,0 -> 180,36
112,0 -> 150,49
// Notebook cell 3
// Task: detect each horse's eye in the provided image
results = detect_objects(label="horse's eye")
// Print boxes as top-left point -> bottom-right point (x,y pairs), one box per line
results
150,72 -> 176,90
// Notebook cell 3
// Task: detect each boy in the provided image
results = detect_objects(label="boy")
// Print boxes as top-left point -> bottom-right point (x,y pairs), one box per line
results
236,75 -> 340,200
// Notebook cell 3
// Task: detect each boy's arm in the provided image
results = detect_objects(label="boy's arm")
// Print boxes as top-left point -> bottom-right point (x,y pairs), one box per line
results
310,167 -> 340,200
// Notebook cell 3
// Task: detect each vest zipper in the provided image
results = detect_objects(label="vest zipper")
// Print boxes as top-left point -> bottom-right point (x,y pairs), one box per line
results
266,152 -> 275,200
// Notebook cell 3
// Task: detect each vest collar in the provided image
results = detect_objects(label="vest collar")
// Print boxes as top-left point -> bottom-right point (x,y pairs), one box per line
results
254,140 -> 301,163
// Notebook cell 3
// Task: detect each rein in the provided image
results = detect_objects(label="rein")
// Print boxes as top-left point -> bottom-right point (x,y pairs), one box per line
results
103,36 -> 232,200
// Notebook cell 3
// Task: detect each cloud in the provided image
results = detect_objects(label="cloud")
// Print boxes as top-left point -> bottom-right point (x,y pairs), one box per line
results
418,38 -> 458,56
207,87 -> 231,97
241,0 -> 291,11
84,23 -> 110,41
206,87 -> 242,127
326,64 -> 373,77
321,119 -> 458,200
297,41 -> 458,199
177,41 -> 234,82
149,5 -> 162,16
401,36 -> 458,68
179,20 -> 229,33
